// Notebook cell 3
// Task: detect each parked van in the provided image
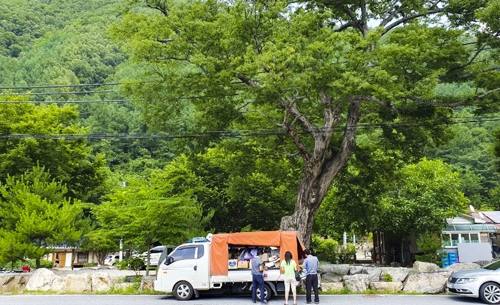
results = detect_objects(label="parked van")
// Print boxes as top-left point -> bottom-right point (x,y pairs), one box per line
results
154,230 -> 305,301
103,254 -> 119,266
141,245 -> 165,267
141,245 -> 176,267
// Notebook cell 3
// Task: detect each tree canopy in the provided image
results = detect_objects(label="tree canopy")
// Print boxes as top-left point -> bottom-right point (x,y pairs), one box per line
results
1,0 -> 500,265
92,158 -> 212,272
110,0 -> 500,245
0,166 -> 88,268
378,158 -> 469,238
0,100 -> 109,203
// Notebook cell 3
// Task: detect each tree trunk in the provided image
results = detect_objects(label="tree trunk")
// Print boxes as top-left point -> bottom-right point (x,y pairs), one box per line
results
280,99 -> 362,248
280,172 -> 340,247
145,241 -> 151,276
71,249 -> 75,270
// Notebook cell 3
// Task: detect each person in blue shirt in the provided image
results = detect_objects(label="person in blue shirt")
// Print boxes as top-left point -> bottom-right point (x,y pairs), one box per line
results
250,248 -> 267,304
303,249 -> 319,304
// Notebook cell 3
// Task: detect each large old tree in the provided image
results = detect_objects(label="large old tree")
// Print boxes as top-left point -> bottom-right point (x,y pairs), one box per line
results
111,0 -> 500,245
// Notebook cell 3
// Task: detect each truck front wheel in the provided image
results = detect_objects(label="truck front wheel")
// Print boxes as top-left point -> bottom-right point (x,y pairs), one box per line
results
173,281 -> 194,300
257,284 -> 272,301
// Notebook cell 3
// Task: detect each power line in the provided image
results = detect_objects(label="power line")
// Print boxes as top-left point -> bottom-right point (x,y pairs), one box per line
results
0,82 -> 121,90
0,93 -> 233,103
0,131 -> 263,140
1,116 -> 500,141
0,90 -> 116,96
0,99 -> 137,104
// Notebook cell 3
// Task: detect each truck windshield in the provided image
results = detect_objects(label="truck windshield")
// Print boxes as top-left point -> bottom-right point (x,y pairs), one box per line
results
166,245 -> 205,265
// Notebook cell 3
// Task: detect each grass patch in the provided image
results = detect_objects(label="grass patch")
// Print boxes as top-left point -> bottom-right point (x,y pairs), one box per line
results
326,286 -> 350,294
382,273 -> 393,282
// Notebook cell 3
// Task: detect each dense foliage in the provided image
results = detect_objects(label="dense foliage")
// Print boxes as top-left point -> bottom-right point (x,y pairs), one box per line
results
0,166 -> 89,268
1,0 -> 500,267
109,0 -> 500,245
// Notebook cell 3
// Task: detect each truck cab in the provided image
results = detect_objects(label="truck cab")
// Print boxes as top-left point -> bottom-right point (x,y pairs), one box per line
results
155,242 -> 210,300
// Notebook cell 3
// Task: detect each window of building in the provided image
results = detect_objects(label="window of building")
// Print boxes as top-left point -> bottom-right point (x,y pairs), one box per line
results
77,252 -> 88,264
443,233 -> 481,247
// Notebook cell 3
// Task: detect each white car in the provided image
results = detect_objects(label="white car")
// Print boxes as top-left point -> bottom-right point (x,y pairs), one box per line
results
447,260 -> 500,304
103,255 -> 119,266
141,246 -> 166,266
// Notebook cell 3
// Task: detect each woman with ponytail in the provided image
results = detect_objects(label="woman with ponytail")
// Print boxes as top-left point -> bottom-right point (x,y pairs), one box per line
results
280,251 -> 298,305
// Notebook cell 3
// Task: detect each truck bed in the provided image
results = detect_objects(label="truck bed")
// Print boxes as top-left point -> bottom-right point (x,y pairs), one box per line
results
211,268 -> 283,286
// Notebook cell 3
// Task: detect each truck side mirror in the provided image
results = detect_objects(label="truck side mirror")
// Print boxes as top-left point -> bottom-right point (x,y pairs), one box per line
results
166,256 -> 174,265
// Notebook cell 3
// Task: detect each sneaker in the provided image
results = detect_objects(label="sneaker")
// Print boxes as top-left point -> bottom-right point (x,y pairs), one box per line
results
261,301 -> 267,304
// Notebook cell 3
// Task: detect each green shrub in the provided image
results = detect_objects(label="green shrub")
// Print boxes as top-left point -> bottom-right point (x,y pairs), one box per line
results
312,236 -> 357,264
382,273 -> 393,282
121,257 -> 145,275
2,259 -> 43,270
39,260 -> 53,269
415,233 -> 446,266
313,237 -> 340,263
338,243 -> 356,264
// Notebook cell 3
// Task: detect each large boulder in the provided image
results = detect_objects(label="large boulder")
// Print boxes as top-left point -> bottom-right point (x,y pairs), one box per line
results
369,281 -> 403,293
65,273 -> 92,293
343,274 -> 370,293
403,271 -> 452,294
349,265 -> 364,275
0,274 -> 29,293
379,267 -> 410,282
445,262 -> 481,272
412,261 -> 440,273
320,263 -> 350,282
91,272 -> 112,292
140,276 -> 155,291
26,268 -> 66,291
113,282 -> 137,291
321,282 -> 344,292
349,266 -> 382,282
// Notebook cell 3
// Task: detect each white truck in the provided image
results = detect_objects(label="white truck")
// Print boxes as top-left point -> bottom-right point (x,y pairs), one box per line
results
154,230 -> 305,301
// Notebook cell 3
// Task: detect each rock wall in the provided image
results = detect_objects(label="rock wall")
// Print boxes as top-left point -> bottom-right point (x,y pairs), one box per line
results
0,261 -> 482,294
1,268 -> 147,294
314,261 -> 481,294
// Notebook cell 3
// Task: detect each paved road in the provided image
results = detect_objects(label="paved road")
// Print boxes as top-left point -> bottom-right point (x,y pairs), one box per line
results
0,294 -> 484,305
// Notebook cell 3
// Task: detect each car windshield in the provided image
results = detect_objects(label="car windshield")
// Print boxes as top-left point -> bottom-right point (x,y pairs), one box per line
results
151,247 -> 165,253
483,260 -> 500,270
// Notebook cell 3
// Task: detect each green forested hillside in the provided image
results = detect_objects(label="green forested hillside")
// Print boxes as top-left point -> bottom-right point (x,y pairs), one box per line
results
0,0 -> 176,174
0,0 -> 125,85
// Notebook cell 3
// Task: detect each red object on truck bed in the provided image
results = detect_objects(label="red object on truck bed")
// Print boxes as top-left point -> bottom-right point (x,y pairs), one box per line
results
210,230 -> 305,276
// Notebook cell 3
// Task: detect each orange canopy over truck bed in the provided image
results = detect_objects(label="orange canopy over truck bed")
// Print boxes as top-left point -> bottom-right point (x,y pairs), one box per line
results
210,230 -> 306,276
